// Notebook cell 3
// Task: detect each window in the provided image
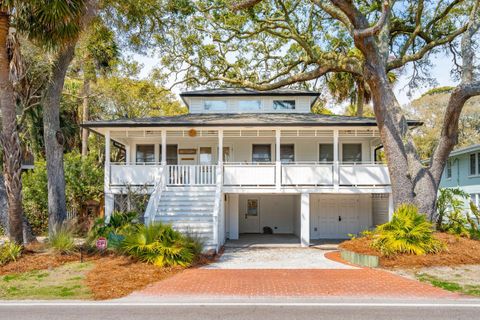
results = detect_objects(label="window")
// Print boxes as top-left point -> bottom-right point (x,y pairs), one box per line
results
470,154 -> 476,175
342,144 -> 362,162
204,100 -> 227,111
136,145 -> 155,163
247,199 -> 259,216
319,144 -> 334,162
469,152 -> 480,176
280,144 -> 295,163
273,100 -> 296,110
238,100 -> 261,111
199,147 -> 212,165
252,144 -> 271,162
159,145 -> 178,165
446,160 -> 452,179
222,147 -> 231,162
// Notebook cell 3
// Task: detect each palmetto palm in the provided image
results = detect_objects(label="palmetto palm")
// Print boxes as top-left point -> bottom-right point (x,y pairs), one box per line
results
0,0 -> 88,243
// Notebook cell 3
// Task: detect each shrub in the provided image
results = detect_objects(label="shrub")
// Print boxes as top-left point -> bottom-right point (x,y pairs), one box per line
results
0,241 -> 22,265
436,187 -> 470,233
87,211 -> 139,249
372,204 -> 444,256
121,223 -> 202,267
22,152 -> 104,235
48,227 -> 76,255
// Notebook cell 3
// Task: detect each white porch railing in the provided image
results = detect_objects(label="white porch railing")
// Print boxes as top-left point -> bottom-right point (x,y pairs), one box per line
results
339,162 -> 390,186
110,163 -> 162,185
223,163 -> 276,186
167,165 -> 217,185
110,162 -> 390,187
281,162 -> 334,186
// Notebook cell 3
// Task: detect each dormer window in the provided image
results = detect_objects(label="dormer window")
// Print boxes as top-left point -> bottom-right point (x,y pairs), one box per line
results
204,100 -> 227,111
239,100 -> 261,111
273,100 -> 295,110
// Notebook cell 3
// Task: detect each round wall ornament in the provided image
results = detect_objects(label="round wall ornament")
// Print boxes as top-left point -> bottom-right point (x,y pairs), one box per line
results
188,129 -> 197,137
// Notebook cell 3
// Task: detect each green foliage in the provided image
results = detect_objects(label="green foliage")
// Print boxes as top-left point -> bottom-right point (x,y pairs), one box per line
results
47,227 -> 76,255
86,211 -> 139,248
436,188 -> 475,238
372,204 -> 443,257
121,223 -> 202,267
0,242 -> 23,266
22,152 -> 104,235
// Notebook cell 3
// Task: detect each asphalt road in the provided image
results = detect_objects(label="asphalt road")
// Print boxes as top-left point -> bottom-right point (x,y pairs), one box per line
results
1,302 -> 480,320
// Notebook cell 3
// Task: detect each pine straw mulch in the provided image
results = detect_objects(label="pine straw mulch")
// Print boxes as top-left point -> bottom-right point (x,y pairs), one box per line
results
84,254 -> 184,300
339,232 -> 480,269
0,242 -> 83,276
1,242 -> 218,300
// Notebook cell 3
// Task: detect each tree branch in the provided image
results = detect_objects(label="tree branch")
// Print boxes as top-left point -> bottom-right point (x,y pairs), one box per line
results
231,0 -> 264,11
353,0 -> 390,38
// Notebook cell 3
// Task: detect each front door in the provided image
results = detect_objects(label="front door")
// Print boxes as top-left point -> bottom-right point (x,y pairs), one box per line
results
240,198 -> 260,233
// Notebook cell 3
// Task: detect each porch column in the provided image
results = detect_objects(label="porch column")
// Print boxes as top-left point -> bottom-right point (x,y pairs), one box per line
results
333,129 -> 339,191
104,130 -> 112,219
300,192 -> 310,247
388,192 -> 394,221
275,129 -> 281,190
229,194 -> 239,240
161,129 -> 167,165
125,145 -> 130,163
218,129 -> 224,164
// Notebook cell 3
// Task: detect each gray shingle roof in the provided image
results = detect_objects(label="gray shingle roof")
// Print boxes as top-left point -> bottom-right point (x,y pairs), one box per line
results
449,143 -> 480,157
180,88 -> 320,97
83,113 -> 423,128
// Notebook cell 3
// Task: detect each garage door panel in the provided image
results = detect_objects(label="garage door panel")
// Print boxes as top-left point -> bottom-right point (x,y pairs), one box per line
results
311,196 -> 366,239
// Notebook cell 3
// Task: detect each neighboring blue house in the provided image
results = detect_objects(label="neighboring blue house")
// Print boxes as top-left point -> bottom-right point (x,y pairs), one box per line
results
440,144 -> 480,208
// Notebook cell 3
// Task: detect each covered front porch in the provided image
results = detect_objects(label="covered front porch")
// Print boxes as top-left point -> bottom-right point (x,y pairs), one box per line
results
104,127 -> 391,189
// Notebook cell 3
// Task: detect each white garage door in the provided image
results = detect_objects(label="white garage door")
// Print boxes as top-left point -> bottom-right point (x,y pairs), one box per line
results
311,196 -> 362,239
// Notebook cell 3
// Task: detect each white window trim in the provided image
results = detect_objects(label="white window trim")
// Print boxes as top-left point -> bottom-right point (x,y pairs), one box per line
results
468,152 -> 480,178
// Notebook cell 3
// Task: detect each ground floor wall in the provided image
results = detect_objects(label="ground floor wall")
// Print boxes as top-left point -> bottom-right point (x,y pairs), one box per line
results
225,192 -> 392,244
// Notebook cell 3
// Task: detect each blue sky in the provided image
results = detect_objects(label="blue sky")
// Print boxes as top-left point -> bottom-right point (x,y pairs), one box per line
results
132,52 -> 457,107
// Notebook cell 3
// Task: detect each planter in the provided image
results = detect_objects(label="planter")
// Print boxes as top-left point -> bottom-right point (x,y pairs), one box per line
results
340,249 -> 379,268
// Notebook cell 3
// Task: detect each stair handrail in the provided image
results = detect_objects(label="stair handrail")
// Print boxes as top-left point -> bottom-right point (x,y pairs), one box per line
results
144,166 -> 166,225
212,164 -> 223,252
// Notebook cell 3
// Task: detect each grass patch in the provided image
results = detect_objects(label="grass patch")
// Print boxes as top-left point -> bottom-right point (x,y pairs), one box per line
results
0,262 -> 93,300
417,273 -> 480,296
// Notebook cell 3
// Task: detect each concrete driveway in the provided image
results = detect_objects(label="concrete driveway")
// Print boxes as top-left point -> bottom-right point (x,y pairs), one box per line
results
203,247 -> 356,269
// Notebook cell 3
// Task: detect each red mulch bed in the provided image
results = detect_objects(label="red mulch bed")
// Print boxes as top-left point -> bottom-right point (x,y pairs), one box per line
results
339,232 -> 480,268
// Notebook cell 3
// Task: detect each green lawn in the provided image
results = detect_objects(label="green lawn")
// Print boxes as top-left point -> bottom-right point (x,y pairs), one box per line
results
417,273 -> 480,297
0,262 -> 93,300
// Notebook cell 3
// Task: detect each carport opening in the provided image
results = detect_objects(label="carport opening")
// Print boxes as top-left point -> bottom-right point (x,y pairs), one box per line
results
230,194 -> 302,246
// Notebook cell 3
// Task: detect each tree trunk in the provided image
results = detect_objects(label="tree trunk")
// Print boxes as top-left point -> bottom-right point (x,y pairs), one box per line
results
0,174 -> 36,242
355,81 -> 364,117
43,43 -> 76,234
0,11 -> 24,244
81,77 -> 90,157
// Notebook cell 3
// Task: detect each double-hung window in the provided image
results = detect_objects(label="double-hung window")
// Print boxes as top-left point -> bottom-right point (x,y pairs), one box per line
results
136,145 -> 155,164
446,160 -> 452,179
470,153 -> 480,176
319,144 -> 333,162
252,144 -> 271,163
342,144 -> 362,163
280,144 -> 295,163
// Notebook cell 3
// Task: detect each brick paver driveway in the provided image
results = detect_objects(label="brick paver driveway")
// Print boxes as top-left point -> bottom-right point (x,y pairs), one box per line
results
132,249 -> 457,299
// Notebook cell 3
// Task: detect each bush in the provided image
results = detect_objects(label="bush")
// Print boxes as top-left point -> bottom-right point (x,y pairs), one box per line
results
48,227 -> 76,255
87,211 -> 139,249
22,152 -> 104,235
0,241 -> 22,265
121,223 -> 202,267
372,204 -> 444,256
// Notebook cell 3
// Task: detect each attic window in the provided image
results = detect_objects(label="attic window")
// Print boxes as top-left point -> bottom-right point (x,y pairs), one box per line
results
204,100 -> 227,111
273,100 -> 295,110
238,100 -> 261,111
